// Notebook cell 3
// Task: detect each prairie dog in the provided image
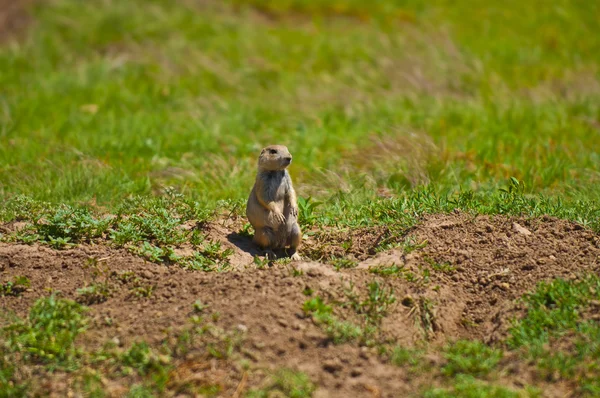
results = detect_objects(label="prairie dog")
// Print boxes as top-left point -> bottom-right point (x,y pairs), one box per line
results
246,145 -> 301,260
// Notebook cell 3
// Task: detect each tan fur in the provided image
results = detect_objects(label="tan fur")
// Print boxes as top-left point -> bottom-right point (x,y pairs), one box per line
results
246,145 -> 302,260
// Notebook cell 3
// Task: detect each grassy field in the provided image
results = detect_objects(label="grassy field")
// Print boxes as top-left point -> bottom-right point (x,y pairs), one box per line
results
1,0 -> 600,397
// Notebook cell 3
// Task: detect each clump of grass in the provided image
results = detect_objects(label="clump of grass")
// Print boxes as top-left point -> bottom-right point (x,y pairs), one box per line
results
2,295 -> 88,367
369,263 -> 407,277
508,275 -> 600,348
330,256 -> 358,270
302,296 -> 362,344
424,375 -> 527,398
344,281 -> 396,328
247,368 -> 316,398
442,340 -> 503,378
120,342 -> 169,377
507,274 -> 600,393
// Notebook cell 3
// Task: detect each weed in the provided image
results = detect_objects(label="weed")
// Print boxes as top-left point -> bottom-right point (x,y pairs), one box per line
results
369,263 -> 405,277
403,237 -> 429,254
77,282 -> 112,305
130,285 -> 154,299
120,342 -> 169,377
302,297 -> 362,344
193,299 -> 209,313
345,281 -> 396,327
253,255 -> 271,269
425,257 -> 456,274
2,295 -> 88,367
388,345 -> 424,369
330,256 -> 358,270
0,276 -> 30,297
33,206 -> 112,246
297,196 -> 322,227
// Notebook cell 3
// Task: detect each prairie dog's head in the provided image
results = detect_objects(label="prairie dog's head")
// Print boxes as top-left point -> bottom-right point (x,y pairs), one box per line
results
258,145 -> 292,171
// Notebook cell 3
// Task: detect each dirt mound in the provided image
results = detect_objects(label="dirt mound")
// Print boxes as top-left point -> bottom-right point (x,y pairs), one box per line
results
1,213 -> 599,396
408,213 -> 600,343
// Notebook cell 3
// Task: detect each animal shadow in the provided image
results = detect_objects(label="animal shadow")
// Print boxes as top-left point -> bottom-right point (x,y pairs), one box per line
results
226,231 -> 261,257
226,232 -> 292,260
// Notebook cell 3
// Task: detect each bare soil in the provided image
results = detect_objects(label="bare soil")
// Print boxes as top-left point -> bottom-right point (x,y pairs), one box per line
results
1,213 -> 599,397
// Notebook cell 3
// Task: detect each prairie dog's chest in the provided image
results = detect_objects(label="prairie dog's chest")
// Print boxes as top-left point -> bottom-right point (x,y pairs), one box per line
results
263,171 -> 289,199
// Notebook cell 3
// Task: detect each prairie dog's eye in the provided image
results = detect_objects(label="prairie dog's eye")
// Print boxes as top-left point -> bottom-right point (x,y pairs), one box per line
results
269,149 -> 277,154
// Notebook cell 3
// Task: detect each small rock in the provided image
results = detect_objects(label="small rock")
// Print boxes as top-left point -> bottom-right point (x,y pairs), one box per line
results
401,295 -> 414,307
277,318 -> 289,328
350,368 -> 363,377
292,322 -> 306,331
549,255 -> 557,260
512,223 -> 532,236
499,282 -> 510,291
141,270 -> 153,279
236,324 -> 248,333
322,359 -> 343,373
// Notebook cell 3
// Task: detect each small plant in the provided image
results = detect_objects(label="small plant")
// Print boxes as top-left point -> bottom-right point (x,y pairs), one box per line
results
388,345 -> 424,369
130,284 -> 154,299
345,281 -> 396,327
425,257 -> 456,274
302,297 -> 362,344
297,196 -> 321,226
0,276 -> 31,296
253,255 -> 271,269
403,237 -> 428,254
120,342 -> 168,376
330,256 -> 358,270
193,299 -> 209,313
206,328 -> 244,360
77,282 -> 111,304
369,263 -> 405,277
33,205 -> 112,246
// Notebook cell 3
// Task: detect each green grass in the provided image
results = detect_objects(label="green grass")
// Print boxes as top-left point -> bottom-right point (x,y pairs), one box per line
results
507,274 -> 600,394
442,340 -> 503,378
0,0 -> 598,230
2,295 -> 88,368
247,368 -> 316,398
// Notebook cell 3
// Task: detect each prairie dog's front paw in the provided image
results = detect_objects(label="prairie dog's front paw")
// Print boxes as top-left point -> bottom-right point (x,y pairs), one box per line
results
273,211 -> 286,225
291,207 -> 298,218
290,253 -> 301,261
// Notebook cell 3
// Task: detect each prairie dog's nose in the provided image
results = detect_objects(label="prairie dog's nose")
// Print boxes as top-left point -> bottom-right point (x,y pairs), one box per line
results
285,156 -> 292,162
